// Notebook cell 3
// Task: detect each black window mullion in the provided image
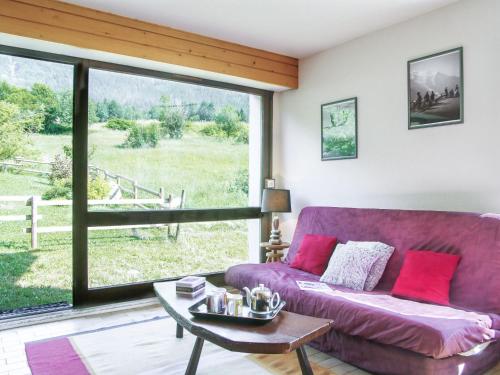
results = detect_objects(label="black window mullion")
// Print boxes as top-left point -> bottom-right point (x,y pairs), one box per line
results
87,207 -> 261,227
72,60 -> 89,306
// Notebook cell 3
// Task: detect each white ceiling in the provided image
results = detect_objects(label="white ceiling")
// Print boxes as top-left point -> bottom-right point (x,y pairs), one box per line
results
63,0 -> 459,58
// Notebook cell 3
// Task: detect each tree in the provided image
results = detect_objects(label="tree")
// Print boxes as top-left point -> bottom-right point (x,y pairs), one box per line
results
57,91 -> 73,130
107,99 -> 123,119
0,81 -> 16,101
147,105 -> 162,120
0,102 -> 26,160
158,96 -> 185,139
88,99 -> 98,125
123,123 -> 160,148
31,83 -> 61,134
96,100 -> 109,122
197,101 -> 215,121
214,105 -> 240,137
237,108 -> 248,122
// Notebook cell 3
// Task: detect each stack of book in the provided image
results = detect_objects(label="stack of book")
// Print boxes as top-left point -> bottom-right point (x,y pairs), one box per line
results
176,276 -> 206,297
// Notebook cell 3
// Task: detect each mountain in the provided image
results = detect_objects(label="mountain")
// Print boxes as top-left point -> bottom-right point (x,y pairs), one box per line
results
409,70 -> 459,99
0,54 -> 249,112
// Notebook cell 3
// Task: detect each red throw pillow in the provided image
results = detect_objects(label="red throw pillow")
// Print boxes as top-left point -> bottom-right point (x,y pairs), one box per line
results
290,234 -> 337,275
391,250 -> 461,305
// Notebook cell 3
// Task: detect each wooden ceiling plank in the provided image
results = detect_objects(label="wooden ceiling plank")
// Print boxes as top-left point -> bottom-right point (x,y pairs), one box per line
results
13,0 -> 298,67
0,14 -> 298,88
1,0 -> 297,77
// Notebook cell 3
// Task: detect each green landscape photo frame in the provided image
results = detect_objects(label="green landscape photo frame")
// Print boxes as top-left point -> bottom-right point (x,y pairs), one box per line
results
407,47 -> 464,129
321,97 -> 358,161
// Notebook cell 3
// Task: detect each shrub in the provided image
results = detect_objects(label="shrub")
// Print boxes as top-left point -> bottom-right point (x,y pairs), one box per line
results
227,168 -> 249,195
42,178 -> 72,200
160,108 -> 185,139
88,176 -> 110,200
199,122 -> 226,138
199,121 -> 248,144
123,123 -> 160,148
42,176 -> 110,200
49,153 -> 72,182
214,105 -> 240,137
233,123 -> 249,144
106,118 -> 136,131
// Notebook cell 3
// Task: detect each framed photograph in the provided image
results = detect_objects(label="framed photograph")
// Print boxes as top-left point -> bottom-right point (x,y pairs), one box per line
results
408,47 -> 463,129
321,97 -> 357,160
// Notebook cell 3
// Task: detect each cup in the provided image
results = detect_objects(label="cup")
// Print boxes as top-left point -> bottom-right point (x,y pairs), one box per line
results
215,287 -> 227,310
227,293 -> 243,316
206,291 -> 222,313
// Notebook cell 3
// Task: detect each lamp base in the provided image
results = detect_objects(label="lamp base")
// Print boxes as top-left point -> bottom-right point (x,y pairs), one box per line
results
269,229 -> 282,245
269,214 -> 282,245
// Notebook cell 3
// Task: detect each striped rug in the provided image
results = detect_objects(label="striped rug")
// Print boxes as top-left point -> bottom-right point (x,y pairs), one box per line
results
25,316 -> 345,375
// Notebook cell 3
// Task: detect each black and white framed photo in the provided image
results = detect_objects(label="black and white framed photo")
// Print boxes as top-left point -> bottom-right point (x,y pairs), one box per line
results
408,47 -> 463,129
321,97 -> 357,160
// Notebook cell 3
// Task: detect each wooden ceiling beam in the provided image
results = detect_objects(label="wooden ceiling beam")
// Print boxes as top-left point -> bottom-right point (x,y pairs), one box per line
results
0,0 -> 298,89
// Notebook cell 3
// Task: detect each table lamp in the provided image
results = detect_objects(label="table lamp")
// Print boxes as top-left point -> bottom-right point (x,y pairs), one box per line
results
261,188 -> 291,245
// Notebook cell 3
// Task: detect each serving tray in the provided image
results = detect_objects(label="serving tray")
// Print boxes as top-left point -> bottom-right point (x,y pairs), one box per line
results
188,299 -> 286,324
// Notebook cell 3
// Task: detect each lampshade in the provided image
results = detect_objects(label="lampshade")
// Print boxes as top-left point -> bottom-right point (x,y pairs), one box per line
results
261,189 -> 291,213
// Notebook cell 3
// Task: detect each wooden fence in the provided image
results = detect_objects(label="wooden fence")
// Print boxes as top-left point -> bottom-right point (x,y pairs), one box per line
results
0,157 -> 186,248
0,157 -> 165,200
0,193 -> 186,249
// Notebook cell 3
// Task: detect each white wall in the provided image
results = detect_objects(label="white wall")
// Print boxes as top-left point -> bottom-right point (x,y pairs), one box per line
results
274,0 -> 500,240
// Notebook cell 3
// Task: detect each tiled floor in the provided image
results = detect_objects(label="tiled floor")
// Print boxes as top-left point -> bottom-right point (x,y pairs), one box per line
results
0,304 -> 166,375
0,303 -> 498,375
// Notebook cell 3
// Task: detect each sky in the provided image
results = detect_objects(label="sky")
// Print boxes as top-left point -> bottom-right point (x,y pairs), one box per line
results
410,50 -> 461,77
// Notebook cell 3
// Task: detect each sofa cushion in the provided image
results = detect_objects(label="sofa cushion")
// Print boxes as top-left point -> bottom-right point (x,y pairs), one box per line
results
225,262 -> 497,359
320,244 -> 379,290
392,250 -> 461,305
346,241 -> 395,291
290,234 -> 337,275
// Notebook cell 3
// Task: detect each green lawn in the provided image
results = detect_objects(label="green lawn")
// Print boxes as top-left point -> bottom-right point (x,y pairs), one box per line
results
0,124 -> 250,311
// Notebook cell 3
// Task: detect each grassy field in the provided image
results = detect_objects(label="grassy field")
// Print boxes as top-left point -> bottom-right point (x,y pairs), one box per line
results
0,124 -> 250,311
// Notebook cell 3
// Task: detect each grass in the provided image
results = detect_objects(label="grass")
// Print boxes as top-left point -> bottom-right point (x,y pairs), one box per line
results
0,123 -> 250,311
85,123 -> 249,207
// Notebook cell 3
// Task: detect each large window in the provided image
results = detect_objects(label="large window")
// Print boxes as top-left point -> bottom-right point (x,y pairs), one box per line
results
85,66 -> 263,288
0,45 -> 271,311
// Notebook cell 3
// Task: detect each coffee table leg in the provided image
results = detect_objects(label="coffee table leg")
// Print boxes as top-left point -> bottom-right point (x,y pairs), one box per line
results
185,337 -> 204,375
176,323 -> 184,338
296,346 -> 314,375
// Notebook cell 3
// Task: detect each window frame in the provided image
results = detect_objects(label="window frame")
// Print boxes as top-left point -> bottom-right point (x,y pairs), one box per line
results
0,44 -> 272,307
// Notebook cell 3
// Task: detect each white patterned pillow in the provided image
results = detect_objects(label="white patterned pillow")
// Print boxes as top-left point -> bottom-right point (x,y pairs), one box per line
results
346,241 -> 395,291
320,244 -> 381,290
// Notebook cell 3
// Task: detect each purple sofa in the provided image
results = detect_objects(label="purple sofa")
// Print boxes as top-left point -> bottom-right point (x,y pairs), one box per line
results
225,207 -> 500,375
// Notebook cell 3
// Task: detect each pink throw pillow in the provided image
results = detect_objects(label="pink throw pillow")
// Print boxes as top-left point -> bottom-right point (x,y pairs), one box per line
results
391,250 -> 461,305
290,234 -> 337,275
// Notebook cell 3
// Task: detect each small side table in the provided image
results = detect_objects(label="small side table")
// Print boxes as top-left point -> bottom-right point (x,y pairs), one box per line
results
260,242 -> 290,263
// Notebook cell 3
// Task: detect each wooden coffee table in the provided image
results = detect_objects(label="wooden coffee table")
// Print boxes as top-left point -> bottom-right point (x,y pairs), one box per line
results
154,281 -> 333,375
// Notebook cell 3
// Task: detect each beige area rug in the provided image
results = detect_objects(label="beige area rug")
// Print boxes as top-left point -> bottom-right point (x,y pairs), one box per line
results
26,316 -> 348,375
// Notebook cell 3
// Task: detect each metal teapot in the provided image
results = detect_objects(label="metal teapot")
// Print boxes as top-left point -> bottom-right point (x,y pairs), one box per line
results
242,284 -> 280,314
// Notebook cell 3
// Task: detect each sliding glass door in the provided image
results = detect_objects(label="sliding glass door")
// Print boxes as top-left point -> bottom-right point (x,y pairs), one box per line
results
0,50 -> 77,314
0,45 -> 271,309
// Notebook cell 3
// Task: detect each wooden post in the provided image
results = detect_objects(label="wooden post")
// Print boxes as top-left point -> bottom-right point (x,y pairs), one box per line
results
180,190 -> 186,209
159,187 -> 164,202
116,176 -> 121,188
30,195 -> 39,249
133,180 -> 138,199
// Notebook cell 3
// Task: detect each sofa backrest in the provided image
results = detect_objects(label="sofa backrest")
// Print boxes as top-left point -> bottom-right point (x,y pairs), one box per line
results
286,206 -> 500,314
